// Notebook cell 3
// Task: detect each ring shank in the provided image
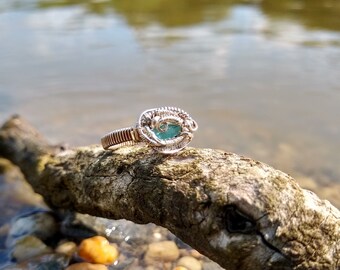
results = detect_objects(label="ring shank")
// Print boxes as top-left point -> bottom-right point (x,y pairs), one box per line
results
101,127 -> 140,150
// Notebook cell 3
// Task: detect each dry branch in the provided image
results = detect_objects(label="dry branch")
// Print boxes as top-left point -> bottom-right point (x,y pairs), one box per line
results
0,116 -> 339,270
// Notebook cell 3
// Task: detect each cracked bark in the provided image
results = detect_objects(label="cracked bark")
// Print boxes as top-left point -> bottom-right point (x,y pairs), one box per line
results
0,116 -> 339,270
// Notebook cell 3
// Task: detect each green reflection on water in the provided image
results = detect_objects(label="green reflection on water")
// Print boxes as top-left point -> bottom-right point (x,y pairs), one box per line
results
32,0 -> 340,31
38,0 -> 234,27
261,0 -> 340,32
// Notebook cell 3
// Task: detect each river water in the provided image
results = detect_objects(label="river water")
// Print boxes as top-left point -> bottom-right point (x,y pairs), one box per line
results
1,0 -> 340,211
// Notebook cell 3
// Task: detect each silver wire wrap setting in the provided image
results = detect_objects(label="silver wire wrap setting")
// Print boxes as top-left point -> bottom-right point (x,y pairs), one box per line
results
101,107 -> 198,154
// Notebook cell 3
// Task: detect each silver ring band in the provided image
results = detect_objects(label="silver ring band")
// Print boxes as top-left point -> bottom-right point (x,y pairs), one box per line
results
101,107 -> 198,154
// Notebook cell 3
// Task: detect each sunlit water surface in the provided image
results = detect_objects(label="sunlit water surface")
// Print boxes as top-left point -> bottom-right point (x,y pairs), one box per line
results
1,1 -> 340,213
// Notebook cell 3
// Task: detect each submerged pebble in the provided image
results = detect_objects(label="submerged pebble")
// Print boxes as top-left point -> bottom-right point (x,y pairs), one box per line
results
144,240 -> 180,263
55,241 -> 77,256
177,256 -> 202,270
201,261 -> 224,270
11,235 -> 52,262
3,253 -> 69,270
173,267 -> 189,270
78,236 -> 119,264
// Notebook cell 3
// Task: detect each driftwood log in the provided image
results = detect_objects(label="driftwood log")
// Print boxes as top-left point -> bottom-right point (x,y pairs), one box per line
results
0,116 -> 339,270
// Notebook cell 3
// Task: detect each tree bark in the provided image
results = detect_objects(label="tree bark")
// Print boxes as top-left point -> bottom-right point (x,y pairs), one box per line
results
0,116 -> 339,270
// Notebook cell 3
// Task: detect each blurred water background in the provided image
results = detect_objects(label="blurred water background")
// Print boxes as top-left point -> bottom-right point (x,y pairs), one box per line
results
1,0 -> 340,224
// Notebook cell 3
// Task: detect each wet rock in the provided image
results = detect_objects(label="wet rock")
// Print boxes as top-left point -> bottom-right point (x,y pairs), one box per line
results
0,159 -> 45,227
60,212 -> 98,241
55,241 -> 77,256
144,241 -> 179,263
104,220 -> 159,246
65,262 -> 108,270
177,256 -> 202,270
61,212 -> 169,246
6,210 -> 58,247
3,253 -> 69,270
78,236 -> 119,264
11,235 -> 52,262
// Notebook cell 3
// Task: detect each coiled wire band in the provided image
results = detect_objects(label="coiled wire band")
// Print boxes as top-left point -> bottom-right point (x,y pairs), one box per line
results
101,127 -> 140,150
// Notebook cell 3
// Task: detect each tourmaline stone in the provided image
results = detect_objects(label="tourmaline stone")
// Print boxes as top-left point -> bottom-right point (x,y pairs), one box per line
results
153,123 -> 181,140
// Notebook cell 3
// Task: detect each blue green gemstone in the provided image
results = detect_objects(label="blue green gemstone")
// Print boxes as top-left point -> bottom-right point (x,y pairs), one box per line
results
153,123 -> 181,140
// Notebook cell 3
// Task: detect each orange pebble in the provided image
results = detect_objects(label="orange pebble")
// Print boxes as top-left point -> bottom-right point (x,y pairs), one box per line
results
78,236 -> 119,264
65,262 -> 108,270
